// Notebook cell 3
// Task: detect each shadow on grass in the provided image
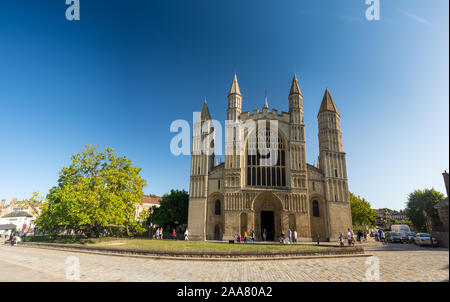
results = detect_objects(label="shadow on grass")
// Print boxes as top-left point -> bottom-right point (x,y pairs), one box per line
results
22,235 -> 121,245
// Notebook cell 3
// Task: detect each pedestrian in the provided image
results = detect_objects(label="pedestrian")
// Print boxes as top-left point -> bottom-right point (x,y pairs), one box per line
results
347,228 -> 352,246
244,231 -> 248,243
380,231 -> 386,245
237,232 -> 241,243
374,229 -> 379,241
357,230 -> 363,243
363,230 -> 367,242
250,230 -> 255,243
184,228 -> 189,240
293,230 -> 298,243
155,228 -> 160,240
160,227 -> 164,240
262,229 -> 267,242
288,229 -> 292,244
339,233 -> 344,246
172,229 -> 176,240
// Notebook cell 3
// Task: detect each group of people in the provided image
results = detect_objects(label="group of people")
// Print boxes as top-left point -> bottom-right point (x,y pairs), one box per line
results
235,230 -> 255,243
339,228 -> 385,246
373,228 -> 387,244
279,229 -> 298,244
4,232 -> 22,246
234,229 -> 299,244
154,227 -> 189,241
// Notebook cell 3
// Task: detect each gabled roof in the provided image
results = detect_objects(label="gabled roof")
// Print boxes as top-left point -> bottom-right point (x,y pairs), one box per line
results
319,88 -> 339,115
228,74 -> 241,96
141,194 -> 161,205
1,211 -> 33,218
289,74 -> 302,96
435,197 -> 449,209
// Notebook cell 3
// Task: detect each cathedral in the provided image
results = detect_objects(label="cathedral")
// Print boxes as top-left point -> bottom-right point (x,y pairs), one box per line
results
187,74 -> 352,241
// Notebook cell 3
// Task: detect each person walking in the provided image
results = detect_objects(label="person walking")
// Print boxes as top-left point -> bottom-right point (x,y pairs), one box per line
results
293,230 -> 298,243
250,230 -> 255,243
363,230 -> 367,242
262,229 -> 267,242
244,231 -> 248,243
347,228 -> 352,246
172,229 -> 176,240
184,228 -> 189,240
339,233 -> 344,246
155,228 -> 160,240
288,229 -> 292,244
380,230 -> 386,245
237,232 -> 241,243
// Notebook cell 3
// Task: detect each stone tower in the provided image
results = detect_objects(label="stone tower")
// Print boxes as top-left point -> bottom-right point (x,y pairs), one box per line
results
317,88 -> 352,239
288,75 -> 307,189
224,74 -> 242,187
187,101 -> 215,240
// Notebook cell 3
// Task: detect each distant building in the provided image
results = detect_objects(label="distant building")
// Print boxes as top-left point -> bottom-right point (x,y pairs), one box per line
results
135,194 -> 161,219
391,210 -> 406,221
0,197 -> 38,218
0,210 -> 35,234
375,208 -> 406,228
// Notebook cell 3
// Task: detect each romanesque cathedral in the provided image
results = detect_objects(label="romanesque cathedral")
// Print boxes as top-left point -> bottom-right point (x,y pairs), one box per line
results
187,74 -> 352,241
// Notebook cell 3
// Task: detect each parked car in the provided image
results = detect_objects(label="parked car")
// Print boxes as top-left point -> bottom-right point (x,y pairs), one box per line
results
386,231 -> 402,243
406,232 -> 416,243
414,233 -> 438,247
391,225 -> 411,242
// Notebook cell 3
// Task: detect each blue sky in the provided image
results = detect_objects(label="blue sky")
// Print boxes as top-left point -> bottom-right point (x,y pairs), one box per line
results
0,0 -> 448,210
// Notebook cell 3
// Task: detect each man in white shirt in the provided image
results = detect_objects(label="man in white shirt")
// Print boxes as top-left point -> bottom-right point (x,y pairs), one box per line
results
347,228 -> 353,246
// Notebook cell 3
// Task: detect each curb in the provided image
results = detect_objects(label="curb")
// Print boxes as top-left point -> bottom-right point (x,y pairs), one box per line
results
18,242 -> 368,261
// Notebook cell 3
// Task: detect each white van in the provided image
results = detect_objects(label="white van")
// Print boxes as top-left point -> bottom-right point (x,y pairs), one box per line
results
391,225 -> 411,242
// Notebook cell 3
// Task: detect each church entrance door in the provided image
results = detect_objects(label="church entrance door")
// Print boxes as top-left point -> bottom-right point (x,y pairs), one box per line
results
261,211 -> 275,241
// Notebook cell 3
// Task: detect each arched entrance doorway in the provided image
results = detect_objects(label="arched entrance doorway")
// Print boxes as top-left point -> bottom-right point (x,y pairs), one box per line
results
214,224 -> 222,240
252,192 -> 283,241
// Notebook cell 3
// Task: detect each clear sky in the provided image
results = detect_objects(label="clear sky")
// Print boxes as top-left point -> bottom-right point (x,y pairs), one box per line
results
0,0 -> 448,210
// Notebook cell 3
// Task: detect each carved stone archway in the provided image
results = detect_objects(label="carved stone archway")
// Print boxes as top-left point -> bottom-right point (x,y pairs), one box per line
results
252,192 -> 283,241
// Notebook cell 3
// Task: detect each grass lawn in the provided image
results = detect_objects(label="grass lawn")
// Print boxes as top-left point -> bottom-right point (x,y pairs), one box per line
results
23,236 -> 330,252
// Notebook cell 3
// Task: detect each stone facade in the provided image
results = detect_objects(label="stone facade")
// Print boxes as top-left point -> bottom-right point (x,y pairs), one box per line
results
187,75 -> 352,241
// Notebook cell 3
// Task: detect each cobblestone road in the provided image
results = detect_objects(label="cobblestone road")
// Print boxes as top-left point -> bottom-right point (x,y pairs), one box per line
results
0,243 -> 448,282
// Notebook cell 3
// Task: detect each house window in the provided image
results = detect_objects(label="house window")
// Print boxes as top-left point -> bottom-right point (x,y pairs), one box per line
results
214,200 -> 221,215
312,200 -> 320,217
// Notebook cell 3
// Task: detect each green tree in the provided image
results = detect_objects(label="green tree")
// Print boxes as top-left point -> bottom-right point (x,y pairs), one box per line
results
36,145 -> 147,237
405,188 -> 444,231
149,189 -> 189,231
349,192 -> 377,226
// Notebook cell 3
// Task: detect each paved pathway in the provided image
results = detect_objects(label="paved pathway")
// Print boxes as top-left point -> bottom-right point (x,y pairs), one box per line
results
0,242 -> 447,282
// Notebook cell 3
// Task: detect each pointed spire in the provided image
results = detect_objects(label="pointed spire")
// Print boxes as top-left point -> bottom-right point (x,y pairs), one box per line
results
228,74 -> 241,96
289,74 -> 302,96
200,99 -> 211,120
319,88 -> 339,115
263,89 -> 268,109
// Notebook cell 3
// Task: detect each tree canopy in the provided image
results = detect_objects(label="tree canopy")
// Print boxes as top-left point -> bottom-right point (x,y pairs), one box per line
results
149,189 -> 189,231
36,145 -> 147,237
349,192 -> 377,227
405,188 -> 444,231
